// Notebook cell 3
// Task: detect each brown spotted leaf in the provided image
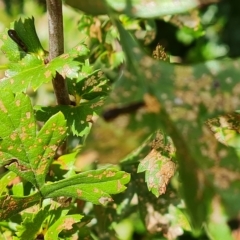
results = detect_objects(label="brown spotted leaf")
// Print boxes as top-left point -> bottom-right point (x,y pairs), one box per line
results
0,192 -> 41,220
35,69 -> 110,137
44,214 -> 84,240
35,96 -> 105,137
138,131 -> 176,197
0,44 -> 89,92
0,91 -> 67,187
40,168 -> 130,206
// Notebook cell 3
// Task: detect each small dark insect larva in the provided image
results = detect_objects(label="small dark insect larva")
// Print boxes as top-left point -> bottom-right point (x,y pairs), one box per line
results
8,29 -> 28,52
102,102 -> 145,121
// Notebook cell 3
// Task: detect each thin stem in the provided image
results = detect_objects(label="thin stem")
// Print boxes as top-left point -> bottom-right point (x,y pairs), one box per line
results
46,0 -> 70,105
46,0 -> 69,156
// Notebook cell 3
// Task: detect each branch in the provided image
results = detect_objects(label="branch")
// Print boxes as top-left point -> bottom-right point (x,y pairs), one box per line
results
46,0 -> 70,105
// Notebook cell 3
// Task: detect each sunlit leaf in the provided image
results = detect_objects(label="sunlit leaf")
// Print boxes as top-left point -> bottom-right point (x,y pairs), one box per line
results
16,205 -> 51,239
0,91 -> 67,187
138,131 -> 176,197
41,168 -> 130,206
0,171 -> 17,195
45,214 -> 83,240
0,45 -> 88,92
35,96 -> 105,137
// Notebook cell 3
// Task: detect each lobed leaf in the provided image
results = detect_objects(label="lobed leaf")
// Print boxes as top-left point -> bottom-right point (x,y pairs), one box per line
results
35,96 -> 105,137
0,45 -> 88,92
0,17 -> 45,62
0,91 -> 67,187
16,205 -> 51,240
0,192 -> 41,220
67,69 -> 111,102
45,214 -> 83,240
41,168 -> 130,206
36,69 -> 110,137
138,131 -> 176,197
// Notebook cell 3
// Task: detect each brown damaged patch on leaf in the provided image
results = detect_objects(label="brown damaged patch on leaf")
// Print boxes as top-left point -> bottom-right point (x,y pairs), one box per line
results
0,195 -> 18,219
57,217 -> 76,231
142,149 -> 176,195
117,180 -> 124,191
60,53 -> 70,59
105,170 -> 116,177
209,167 -> 240,189
144,93 -> 161,113
60,64 -> 72,78
98,196 -> 113,205
44,70 -> 51,78
139,131 -> 176,196
77,189 -> 82,197
6,160 -> 29,171
145,203 -> 183,238
0,100 -> 7,113
206,113 -> 240,146
82,75 -> 97,91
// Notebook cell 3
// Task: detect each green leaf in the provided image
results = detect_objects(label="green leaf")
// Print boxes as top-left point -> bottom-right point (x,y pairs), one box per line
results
0,192 -> 41,220
67,69 -> 110,102
45,214 -> 83,240
41,168 -> 130,206
206,197 -> 234,240
16,205 -> 51,240
65,0 -> 202,18
0,17 -> 46,62
35,96 -> 105,137
0,29 -> 25,62
13,17 -> 46,56
0,91 -> 67,187
35,69 -> 110,137
0,171 -> 17,195
0,45 -> 88,92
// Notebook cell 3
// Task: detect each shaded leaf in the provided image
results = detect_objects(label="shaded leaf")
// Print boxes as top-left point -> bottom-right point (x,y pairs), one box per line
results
65,0 -> 211,18
68,69 -> 110,102
0,17 -> 45,62
206,197 -> 234,240
123,163 -> 184,236
0,192 -> 41,220
12,17 -> 45,55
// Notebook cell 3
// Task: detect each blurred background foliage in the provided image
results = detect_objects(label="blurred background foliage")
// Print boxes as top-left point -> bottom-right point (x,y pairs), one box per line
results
1,0 -> 240,74
1,0 -> 240,239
